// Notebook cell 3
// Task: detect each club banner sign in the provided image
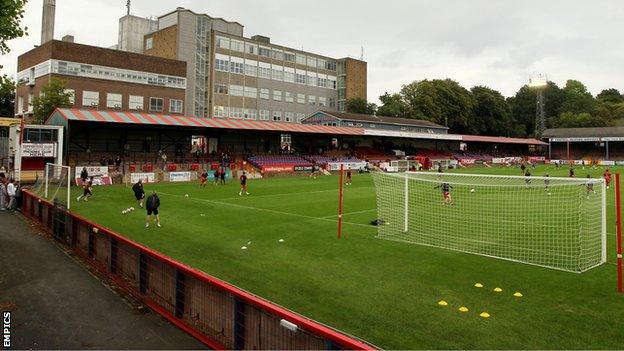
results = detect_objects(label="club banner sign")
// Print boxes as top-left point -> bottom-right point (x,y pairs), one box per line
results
170,171 -> 191,182
131,172 -> 156,183
75,176 -> 113,186
21,143 -> 56,157
327,162 -> 367,171
75,166 -> 109,177
262,165 -> 293,173
294,165 -> 314,172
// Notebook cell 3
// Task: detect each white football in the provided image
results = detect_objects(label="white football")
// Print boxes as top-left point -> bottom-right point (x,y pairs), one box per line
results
185,194 -> 189,197
548,192 -> 552,196
279,239 -> 284,243
241,246 -> 247,250
121,210 -> 126,214
470,189 -> 475,193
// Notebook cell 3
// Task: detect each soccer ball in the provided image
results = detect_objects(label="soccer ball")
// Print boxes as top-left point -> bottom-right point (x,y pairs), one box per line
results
470,189 -> 475,193
185,194 -> 189,197
122,210 -> 127,214
241,246 -> 247,250
278,239 -> 284,243
547,192 -> 552,196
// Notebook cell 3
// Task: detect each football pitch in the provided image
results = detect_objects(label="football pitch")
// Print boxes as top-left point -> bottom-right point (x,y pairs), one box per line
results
66,165 -> 624,349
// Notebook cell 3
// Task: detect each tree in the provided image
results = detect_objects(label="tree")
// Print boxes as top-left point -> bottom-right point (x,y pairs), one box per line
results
377,92 -> 410,117
399,79 -> 475,133
556,111 -> 607,128
0,0 -> 28,65
345,97 -> 377,115
0,74 -> 15,116
31,78 -> 73,124
470,86 -> 513,136
596,88 -> 624,104
560,79 -> 595,115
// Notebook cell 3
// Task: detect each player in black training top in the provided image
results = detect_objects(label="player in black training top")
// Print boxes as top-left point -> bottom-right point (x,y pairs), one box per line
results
239,171 -> 249,196
524,170 -> 532,187
132,179 -> 145,207
569,167 -> 575,178
544,173 -> 550,192
434,182 -> 454,205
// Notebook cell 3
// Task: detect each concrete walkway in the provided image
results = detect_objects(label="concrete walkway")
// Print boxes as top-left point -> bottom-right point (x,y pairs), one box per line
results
0,211 -> 205,349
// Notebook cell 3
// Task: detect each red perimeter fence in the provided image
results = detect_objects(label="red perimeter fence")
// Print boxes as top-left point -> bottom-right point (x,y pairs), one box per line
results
21,190 -> 375,350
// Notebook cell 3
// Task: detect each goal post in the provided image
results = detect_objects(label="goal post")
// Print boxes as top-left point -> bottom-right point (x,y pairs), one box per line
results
41,163 -> 72,209
372,171 -> 607,273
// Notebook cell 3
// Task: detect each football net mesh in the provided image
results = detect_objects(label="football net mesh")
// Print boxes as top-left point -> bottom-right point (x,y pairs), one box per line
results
372,171 -> 606,273
34,163 -> 71,208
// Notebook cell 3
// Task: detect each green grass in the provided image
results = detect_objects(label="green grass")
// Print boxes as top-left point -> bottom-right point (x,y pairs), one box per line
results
64,165 -> 624,349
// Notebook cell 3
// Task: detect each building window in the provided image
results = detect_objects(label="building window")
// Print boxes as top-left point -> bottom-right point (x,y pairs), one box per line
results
329,76 -> 337,89
216,36 -> 230,49
230,107 -> 244,119
273,90 -> 282,101
329,97 -> 336,108
285,112 -> 294,122
272,111 -> 282,121
27,92 -> 34,112
244,86 -> 257,98
259,109 -> 269,120
317,58 -> 327,70
308,95 -> 316,106
307,56 -> 317,68
284,69 -> 295,83
145,37 -> 153,50
272,49 -> 284,61
285,92 -> 294,103
243,108 -> 257,120
64,89 -> 75,104
231,40 -> 244,52
284,52 -> 295,62
129,95 -> 143,110
326,61 -> 337,71
245,42 -> 257,55
259,46 -> 271,57
297,93 -> 305,104
215,57 -> 229,72
319,96 -> 327,107
230,61 -> 244,74
244,60 -> 257,76
82,91 -> 99,107
271,65 -> 283,81
106,93 -> 122,108
258,65 -> 271,79
306,73 -> 317,86
17,96 -> 24,113
214,84 -> 228,94
170,99 -> 183,113
259,88 -> 269,100
149,97 -> 164,112
214,105 -> 228,117
295,72 -> 306,84
229,85 -> 244,97
296,54 -> 306,65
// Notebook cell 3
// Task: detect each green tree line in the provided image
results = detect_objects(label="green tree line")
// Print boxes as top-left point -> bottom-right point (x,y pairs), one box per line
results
347,79 -> 624,137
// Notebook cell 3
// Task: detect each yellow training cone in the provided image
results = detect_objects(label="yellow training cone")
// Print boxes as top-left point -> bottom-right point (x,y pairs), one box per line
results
479,312 -> 491,318
438,300 -> 448,306
474,283 -> 484,288
514,292 -> 523,297
458,306 -> 469,312
493,287 -> 503,292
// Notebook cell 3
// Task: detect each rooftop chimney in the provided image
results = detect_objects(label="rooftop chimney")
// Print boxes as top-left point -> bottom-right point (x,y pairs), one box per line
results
61,34 -> 74,43
41,0 -> 56,44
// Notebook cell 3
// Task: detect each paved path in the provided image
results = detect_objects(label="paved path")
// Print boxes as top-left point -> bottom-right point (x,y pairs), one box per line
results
0,211 -> 205,349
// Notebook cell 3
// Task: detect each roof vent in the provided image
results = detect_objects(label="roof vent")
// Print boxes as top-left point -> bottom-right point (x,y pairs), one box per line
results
251,35 -> 270,44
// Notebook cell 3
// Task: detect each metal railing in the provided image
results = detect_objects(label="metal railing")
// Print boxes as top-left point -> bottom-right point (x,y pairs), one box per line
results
21,190 -> 375,350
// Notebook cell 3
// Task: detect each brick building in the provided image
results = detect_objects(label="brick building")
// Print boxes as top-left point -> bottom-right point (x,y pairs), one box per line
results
140,8 -> 367,119
15,39 -> 187,121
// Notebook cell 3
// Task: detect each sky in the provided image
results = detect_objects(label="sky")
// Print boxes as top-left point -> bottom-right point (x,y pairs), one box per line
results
1,0 -> 623,104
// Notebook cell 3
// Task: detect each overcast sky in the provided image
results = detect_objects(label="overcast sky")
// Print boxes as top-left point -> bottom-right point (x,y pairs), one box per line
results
1,0 -> 623,103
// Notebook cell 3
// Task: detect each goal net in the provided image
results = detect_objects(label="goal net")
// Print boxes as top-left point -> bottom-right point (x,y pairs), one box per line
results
33,163 -> 72,209
372,171 -> 606,273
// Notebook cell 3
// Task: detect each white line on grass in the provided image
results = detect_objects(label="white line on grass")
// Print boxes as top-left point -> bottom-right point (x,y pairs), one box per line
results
157,191 -> 374,229
212,186 -> 374,202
